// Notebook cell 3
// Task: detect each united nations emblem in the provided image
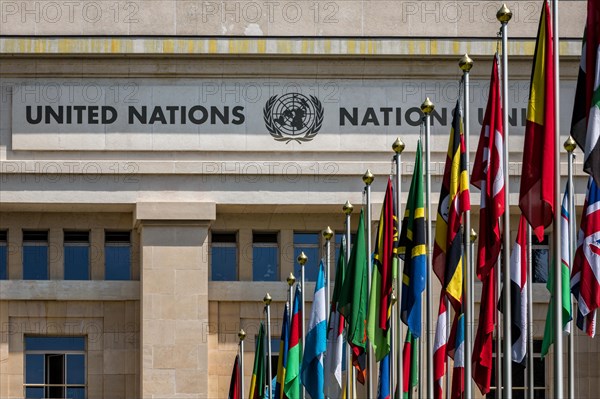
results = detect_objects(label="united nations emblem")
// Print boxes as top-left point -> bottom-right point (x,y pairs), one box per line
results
263,93 -> 324,143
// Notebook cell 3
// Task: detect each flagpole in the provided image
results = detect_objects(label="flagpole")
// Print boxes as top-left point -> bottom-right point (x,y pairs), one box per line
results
323,226 -> 334,326
238,329 -> 246,399
297,252 -> 308,399
420,97 -> 435,399
362,169 -> 376,399
526,224 -> 534,399
497,4 -> 513,397
390,292 -> 397,395
288,273 -> 296,314
264,294 -> 273,399
393,137 -> 405,399
551,0 -> 564,397
565,136 -> 577,399
343,200 -> 355,399
459,53 -> 474,399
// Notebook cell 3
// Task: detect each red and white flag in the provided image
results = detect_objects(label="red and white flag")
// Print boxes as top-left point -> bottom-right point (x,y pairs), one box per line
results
433,297 -> 449,399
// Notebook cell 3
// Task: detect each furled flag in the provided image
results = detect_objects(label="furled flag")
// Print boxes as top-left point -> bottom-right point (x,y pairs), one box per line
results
570,0 -> 600,185
510,217 -> 529,363
301,261 -> 327,399
229,355 -> 241,399
368,178 -> 397,360
450,313 -> 465,399
572,177 -> 600,337
433,297 -> 449,399
377,353 -> 391,399
249,323 -> 266,399
275,304 -> 290,399
520,0 -> 555,242
541,184 -> 573,357
338,209 -> 368,384
402,330 -> 419,399
433,93 -> 471,310
472,54 -> 505,395
284,285 -> 303,399
325,237 -> 346,398
399,140 -> 426,337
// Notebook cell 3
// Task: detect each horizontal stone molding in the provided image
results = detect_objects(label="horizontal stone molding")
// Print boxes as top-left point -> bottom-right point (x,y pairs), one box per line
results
0,280 -> 140,300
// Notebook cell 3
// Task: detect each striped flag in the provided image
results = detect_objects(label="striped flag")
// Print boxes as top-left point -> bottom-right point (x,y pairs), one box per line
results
542,185 -> 574,357
572,177 -> 600,337
519,0 -> 556,242
324,237 -> 346,398
368,178 -> 397,360
338,209 -> 369,384
229,355 -> 241,399
433,94 -> 471,310
377,353 -> 391,399
507,216 -> 529,363
472,54 -> 505,395
570,0 -> 600,185
249,323 -> 266,399
433,297 -> 449,399
275,304 -> 290,399
402,330 -> 419,399
301,261 -> 327,399
399,139 -> 426,337
284,285 -> 302,399
450,313 -> 465,399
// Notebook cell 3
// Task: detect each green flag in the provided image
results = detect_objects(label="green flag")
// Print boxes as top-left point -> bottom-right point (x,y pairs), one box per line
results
249,323 -> 265,399
338,209 -> 369,383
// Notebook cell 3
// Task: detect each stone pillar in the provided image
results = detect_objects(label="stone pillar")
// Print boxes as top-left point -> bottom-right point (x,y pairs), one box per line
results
135,202 -> 215,399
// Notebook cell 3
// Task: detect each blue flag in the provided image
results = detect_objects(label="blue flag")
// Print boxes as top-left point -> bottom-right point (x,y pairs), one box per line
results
300,261 -> 327,399
377,353 -> 391,399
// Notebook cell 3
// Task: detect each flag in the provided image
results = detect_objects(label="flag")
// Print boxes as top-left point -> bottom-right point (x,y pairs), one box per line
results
377,353 -> 391,399
520,0 -> 556,242
433,94 -> 471,310
541,185 -> 574,356
325,236 -> 346,398
249,323 -> 266,399
301,261 -> 327,399
229,355 -> 241,399
572,177 -> 600,337
368,178 -> 397,360
402,330 -> 419,399
472,54 -> 505,395
450,313 -> 465,399
284,285 -> 302,399
433,297 -> 449,399
338,209 -> 368,384
275,304 -> 290,399
570,0 -> 600,184
399,140 -> 426,337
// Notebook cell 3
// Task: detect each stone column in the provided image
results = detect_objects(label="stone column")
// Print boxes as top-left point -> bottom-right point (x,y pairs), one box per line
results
135,202 -> 215,399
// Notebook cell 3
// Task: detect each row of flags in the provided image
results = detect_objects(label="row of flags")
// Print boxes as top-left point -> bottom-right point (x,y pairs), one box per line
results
227,0 -> 600,397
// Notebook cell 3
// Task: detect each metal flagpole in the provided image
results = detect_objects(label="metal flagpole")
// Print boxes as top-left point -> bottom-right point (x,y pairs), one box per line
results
297,252 -> 307,399
420,98 -> 435,399
363,169 -> 376,399
459,53 -> 474,399
324,226 -> 334,326
287,273 -> 296,314
497,4 -> 513,397
551,0 -> 564,397
238,329 -> 246,399
470,228 -> 478,338
565,136 -> 576,399
343,201 -> 355,399
390,292 -> 397,395
393,137 -> 405,399
264,294 -> 273,399
527,225 -> 534,399
495,251 -> 503,399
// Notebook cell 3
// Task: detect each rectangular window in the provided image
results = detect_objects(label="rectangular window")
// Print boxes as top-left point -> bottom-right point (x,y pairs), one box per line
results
487,340 -> 546,398
211,232 -> 237,281
253,233 -> 278,281
24,336 -> 86,399
0,230 -> 7,279
23,231 -> 49,280
532,235 -> 549,284
105,231 -> 131,280
294,232 -> 320,281
64,231 -> 90,280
